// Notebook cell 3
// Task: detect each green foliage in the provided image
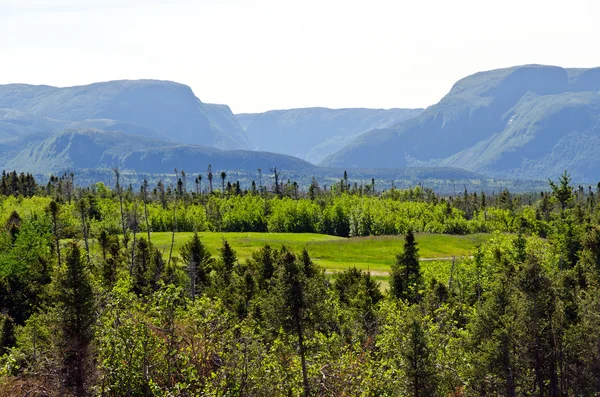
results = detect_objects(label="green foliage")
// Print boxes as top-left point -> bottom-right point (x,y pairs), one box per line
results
4,173 -> 600,395
54,241 -> 95,395
180,233 -> 213,298
549,170 -> 574,212
390,230 -> 422,303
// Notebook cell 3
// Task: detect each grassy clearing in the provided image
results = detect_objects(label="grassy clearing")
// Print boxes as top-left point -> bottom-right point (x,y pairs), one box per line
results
125,232 -> 487,273
83,232 -> 488,291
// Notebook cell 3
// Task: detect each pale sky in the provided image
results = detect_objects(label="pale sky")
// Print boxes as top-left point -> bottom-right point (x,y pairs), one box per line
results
1,0 -> 599,113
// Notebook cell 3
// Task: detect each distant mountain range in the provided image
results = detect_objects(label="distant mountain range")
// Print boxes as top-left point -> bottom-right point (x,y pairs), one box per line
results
321,65 -> 600,181
2,65 -> 600,183
237,108 -> 422,163
0,80 -> 249,150
3,128 -> 487,193
3,129 -> 314,175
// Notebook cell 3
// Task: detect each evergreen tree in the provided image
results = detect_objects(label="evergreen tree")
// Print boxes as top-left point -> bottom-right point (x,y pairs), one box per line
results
334,267 -> 383,338
518,257 -> 561,396
102,234 -> 121,288
390,230 -> 422,303
48,200 -> 62,265
220,171 -> 227,195
549,170 -> 573,213
267,247 -> 330,397
218,238 -> 237,286
132,237 -> 152,296
180,233 -> 213,298
260,244 -> 275,282
402,319 -> 437,397
279,249 -> 311,396
150,248 -> 166,291
0,315 -> 16,356
6,210 -> 21,244
55,241 -> 95,396
468,274 -> 522,397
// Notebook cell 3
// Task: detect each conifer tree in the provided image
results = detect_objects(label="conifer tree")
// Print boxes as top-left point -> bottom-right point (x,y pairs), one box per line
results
55,241 -> 95,396
468,274 -> 521,397
390,230 -> 422,303
402,319 -> 437,397
48,200 -> 62,265
132,237 -> 152,296
0,315 -> 16,356
255,244 -> 274,287
549,170 -> 573,213
180,233 -> 213,298
220,171 -> 227,195
219,238 -> 237,286
279,249 -> 311,396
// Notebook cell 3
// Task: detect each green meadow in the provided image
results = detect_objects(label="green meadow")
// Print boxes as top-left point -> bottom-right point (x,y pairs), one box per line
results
86,232 -> 489,286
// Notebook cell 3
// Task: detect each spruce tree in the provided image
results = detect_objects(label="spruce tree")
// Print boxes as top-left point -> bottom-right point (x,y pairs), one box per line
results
390,230 -> 422,303
132,237 -> 152,296
258,244 -> 274,286
55,241 -> 95,396
219,238 -> 237,286
260,247 -> 330,396
402,319 -> 437,397
180,233 -> 213,298
279,249 -> 311,396
549,170 -> 573,213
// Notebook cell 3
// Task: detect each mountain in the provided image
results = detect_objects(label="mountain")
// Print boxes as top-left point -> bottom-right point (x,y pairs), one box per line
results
0,108 -> 66,142
321,65 -> 600,181
3,129 -> 314,174
0,80 -> 250,150
235,113 -> 258,130
238,107 -> 422,164
3,128 -> 505,193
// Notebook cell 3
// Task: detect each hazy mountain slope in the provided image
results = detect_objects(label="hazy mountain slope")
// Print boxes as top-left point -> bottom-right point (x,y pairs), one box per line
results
67,119 -> 171,141
240,107 -> 422,163
235,113 -> 257,130
0,80 -> 250,150
0,108 -> 69,141
3,129 -> 314,174
203,104 -> 251,148
322,65 -> 600,180
441,91 -> 600,179
3,128 -> 501,195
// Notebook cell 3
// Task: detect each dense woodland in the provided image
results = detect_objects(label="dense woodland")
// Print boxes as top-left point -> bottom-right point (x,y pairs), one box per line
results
1,168 -> 600,396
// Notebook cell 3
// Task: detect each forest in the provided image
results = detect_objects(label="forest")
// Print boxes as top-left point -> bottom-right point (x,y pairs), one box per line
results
1,169 -> 600,396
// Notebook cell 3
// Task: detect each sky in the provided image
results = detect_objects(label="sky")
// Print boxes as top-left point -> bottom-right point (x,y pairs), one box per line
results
1,0 -> 599,113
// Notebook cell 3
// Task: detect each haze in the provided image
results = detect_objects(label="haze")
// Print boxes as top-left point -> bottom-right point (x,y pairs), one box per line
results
1,0 -> 599,113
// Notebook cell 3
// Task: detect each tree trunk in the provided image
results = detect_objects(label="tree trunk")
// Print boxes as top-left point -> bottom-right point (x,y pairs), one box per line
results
79,200 -> 90,264
295,315 -> 310,397
52,212 -> 61,265
143,189 -> 151,244
167,198 -> 177,268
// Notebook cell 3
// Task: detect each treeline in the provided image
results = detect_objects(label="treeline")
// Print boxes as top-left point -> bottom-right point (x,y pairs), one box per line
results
0,169 -> 597,240
1,171 -> 600,395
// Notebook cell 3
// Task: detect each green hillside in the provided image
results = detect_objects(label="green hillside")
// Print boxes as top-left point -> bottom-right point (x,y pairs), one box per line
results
239,107 -> 422,163
322,65 -> 600,181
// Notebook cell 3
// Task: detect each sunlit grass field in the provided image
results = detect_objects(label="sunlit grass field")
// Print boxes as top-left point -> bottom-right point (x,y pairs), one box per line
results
83,231 -> 489,290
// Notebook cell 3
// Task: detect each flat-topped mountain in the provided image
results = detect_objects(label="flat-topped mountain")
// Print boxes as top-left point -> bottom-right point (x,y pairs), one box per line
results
322,65 -> 600,181
0,80 -> 250,150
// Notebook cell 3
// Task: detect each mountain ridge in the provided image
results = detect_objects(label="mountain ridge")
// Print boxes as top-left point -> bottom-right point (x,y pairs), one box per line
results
237,106 -> 422,164
0,80 -> 250,150
3,128 -> 312,174
321,64 -> 600,181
